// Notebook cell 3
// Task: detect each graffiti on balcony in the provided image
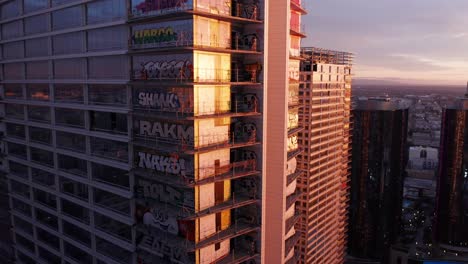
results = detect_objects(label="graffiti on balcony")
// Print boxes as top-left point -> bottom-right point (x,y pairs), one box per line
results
132,20 -> 193,48
133,0 -> 192,15
137,152 -> 190,176
288,135 -> 298,152
138,59 -> 193,80
138,91 -> 181,109
232,122 -> 257,142
135,178 -> 194,207
136,120 -> 194,142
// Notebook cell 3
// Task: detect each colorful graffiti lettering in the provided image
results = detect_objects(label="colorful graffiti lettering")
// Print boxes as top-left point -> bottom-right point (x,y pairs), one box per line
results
133,27 -> 178,44
139,60 -> 193,80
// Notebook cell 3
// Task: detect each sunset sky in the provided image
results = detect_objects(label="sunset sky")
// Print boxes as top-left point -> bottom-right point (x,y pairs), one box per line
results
303,0 -> 468,85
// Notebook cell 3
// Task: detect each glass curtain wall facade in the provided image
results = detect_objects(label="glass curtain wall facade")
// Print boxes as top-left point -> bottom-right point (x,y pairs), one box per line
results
297,48 -> 352,264
349,99 -> 409,262
0,0 -> 306,263
434,99 -> 468,257
0,1 -> 133,263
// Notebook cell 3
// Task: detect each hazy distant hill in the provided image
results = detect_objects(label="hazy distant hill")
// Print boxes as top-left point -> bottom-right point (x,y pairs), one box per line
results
352,78 -> 465,97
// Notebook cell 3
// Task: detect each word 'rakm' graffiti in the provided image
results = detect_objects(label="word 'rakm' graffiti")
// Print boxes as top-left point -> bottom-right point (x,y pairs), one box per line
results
133,27 -> 178,44
138,92 -> 181,109
138,152 -> 187,175
139,60 -> 193,80
138,120 -> 194,141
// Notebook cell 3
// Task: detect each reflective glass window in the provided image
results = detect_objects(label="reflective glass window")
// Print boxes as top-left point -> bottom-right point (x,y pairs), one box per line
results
52,6 -> 83,30
55,108 -> 85,128
8,142 -> 27,159
37,227 -> 60,250
28,106 -> 50,123
3,63 -> 24,80
92,163 -> 129,189
3,41 -> 24,59
32,168 -> 55,189
65,242 -> 91,264
25,38 -> 49,57
2,20 -> 23,40
60,177 -> 88,200
88,55 -> 129,79
95,212 -> 131,241
52,32 -> 84,55
31,148 -> 54,167
26,61 -> 49,79
4,85 -> 23,99
38,246 -> 61,264
62,220 -> 91,246
54,84 -> 83,103
10,180 -> 30,198
6,123 -> 25,139
94,188 -> 130,215
33,188 -> 57,209
61,199 -> 89,223
96,236 -> 132,263
5,104 -> 24,119
25,14 -> 49,35
1,0 -> 20,19
24,0 -> 48,13
12,198 -> 31,217
90,137 -> 128,161
87,0 -> 126,24
88,26 -> 127,51
27,84 -> 50,101
58,154 -> 88,177
15,233 -> 34,252
54,58 -> 85,79
56,131 -> 86,153
9,161 -> 28,179
29,126 -> 52,145
14,216 -> 33,234
35,208 -> 58,230
90,111 -> 127,134
89,84 -> 127,105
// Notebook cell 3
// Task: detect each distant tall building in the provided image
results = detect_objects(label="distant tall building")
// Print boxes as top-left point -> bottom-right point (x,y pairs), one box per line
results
349,99 -> 409,262
0,0 -> 306,263
434,98 -> 468,256
297,48 -> 353,263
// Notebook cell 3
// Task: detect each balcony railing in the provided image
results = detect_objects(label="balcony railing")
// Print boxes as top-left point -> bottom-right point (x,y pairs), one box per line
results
290,23 -> 307,38
134,158 -> 259,187
129,1 -> 260,22
132,67 -> 262,84
131,33 -> 259,52
284,231 -> 302,256
134,129 -> 258,154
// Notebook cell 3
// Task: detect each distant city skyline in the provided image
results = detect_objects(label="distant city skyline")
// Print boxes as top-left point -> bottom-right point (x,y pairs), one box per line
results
303,0 -> 468,85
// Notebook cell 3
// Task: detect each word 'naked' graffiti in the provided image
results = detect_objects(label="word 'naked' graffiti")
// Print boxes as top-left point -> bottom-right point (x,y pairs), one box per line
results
139,60 -> 193,80
138,120 -> 194,141
138,92 -> 181,109
138,152 -> 187,176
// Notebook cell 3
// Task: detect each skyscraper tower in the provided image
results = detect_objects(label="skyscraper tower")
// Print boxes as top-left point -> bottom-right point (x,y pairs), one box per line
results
296,47 -> 353,264
349,98 -> 409,262
0,0 -> 305,263
434,97 -> 468,255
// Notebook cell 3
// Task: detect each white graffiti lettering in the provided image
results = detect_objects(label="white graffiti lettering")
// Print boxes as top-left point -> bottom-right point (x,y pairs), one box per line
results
143,208 -> 179,235
139,235 -> 186,264
140,60 -> 193,79
138,120 -> 194,141
138,152 -> 187,176
138,92 -> 181,109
